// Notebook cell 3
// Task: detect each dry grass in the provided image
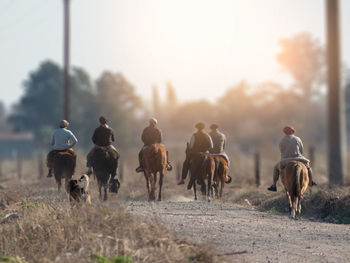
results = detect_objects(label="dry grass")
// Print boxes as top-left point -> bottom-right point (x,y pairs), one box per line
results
225,184 -> 350,224
0,177 -> 215,263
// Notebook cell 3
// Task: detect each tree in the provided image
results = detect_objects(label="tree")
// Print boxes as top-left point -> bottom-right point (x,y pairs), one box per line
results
276,33 -> 325,99
8,60 -> 97,149
166,81 -> 178,109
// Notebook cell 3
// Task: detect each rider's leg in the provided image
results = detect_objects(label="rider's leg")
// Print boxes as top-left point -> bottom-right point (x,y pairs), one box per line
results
86,147 -> 95,175
267,163 -> 279,192
136,148 -> 144,173
213,157 -> 220,185
46,150 -> 56,178
177,159 -> 189,185
166,151 -> 172,171
306,165 -> 317,186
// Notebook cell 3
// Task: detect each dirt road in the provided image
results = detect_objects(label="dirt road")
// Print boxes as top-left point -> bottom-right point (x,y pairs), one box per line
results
120,199 -> 350,263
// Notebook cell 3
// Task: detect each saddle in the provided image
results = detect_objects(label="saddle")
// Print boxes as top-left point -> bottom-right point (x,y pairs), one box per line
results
279,157 -> 309,170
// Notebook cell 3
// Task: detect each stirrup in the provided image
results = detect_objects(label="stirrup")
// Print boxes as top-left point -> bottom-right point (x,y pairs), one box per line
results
166,163 -> 173,171
136,167 -> 144,173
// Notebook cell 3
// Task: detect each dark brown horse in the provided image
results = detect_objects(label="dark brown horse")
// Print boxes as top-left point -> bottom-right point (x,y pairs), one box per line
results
91,147 -> 120,201
141,143 -> 167,201
212,156 -> 231,199
280,161 -> 309,219
185,144 -> 215,202
52,151 -> 76,193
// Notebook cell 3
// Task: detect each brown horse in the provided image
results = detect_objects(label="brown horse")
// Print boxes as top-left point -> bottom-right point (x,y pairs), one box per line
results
212,156 -> 232,199
53,151 -> 76,193
280,161 -> 309,219
142,143 -> 167,201
91,147 -> 120,201
185,144 -> 215,202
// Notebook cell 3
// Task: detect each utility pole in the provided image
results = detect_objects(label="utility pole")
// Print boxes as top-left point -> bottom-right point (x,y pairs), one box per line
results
326,0 -> 345,185
63,0 -> 70,121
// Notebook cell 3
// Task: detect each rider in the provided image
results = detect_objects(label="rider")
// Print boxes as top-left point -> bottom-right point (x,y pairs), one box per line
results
267,126 -> 316,192
135,118 -> 172,173
177,122 -> 213,185
86,116 -> 119,178
209,123 -> 230,165
47,120 -> 78,178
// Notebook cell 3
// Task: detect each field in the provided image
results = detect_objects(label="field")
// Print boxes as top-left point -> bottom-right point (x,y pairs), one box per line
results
1,151 -> 350,263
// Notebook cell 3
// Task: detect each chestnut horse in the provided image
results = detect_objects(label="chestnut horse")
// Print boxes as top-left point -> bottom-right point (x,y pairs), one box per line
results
185,144 -> 215,202
141,143 -> 167,201
53,151 -> 76,193
212,156 -> 232,199
280,161 -> 309,219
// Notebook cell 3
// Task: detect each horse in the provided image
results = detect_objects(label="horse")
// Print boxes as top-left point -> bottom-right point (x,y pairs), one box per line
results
91,147 -> 120,201
141,143 -> 167,201
52,151 -> 76,193
212,156 -> 232,199
184,144 -> 215,202
280,161 -> 309,219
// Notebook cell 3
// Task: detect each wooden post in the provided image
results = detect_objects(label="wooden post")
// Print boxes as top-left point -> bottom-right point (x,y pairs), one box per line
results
63,0 -> 71,121
38,153 -> 44,179
309,145 -> 315,169
17,153 -> 23,179
326,0 -> 346,185
254,152 -> 260,187
0,158 -> 2,178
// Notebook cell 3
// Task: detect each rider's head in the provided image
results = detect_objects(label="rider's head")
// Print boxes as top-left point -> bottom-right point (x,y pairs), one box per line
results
59,120 -> 69,128
149,118 -> 158,126
99,116 -> 107,125
195,122 -> 205,131
210,124 -> 219,130
283,125 -> 295,135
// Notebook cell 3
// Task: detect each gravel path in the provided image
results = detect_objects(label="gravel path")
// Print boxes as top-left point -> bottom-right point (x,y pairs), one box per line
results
120,200 -> 350,263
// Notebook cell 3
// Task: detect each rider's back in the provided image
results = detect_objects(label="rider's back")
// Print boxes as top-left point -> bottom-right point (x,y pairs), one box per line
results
192,130 -> 212,153
209,130 -> 226,154
92,125 -> 114,147
280,135 -> 303,159
51,128 -> 76,150
142,126 -> 162,146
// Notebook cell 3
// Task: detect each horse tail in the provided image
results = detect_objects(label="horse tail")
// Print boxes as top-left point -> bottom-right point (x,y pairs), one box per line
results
293,163 -> 302,199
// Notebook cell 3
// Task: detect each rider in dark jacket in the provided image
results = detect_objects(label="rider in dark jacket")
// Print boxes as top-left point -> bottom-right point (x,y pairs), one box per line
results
86,116 -> 119,178
136,118 -> 172,172
177,122 -> 213,185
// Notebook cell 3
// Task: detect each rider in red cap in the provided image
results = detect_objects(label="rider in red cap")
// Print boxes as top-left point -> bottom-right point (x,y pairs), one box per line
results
267,126 -> 316,192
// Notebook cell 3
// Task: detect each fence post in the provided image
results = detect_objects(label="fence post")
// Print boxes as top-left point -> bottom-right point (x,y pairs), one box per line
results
309,145 -> 315,169
38,153 -> 44,179
0,158 -> 2,178
17,153 -> 23,179
254,151 -> 260,187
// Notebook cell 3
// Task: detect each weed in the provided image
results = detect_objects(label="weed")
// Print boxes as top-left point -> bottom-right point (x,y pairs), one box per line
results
91,254 -> 133,263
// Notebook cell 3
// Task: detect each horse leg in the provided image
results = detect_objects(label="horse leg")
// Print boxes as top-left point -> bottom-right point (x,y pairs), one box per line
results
193,183 -> 197,201
291,197 -> 297,219
104,185 -> 108,201
220,180 -> 224,199
286,192 -> 292,215
144,172 -> 150,196
158,172 -> 163,201
98,182 -> 102,201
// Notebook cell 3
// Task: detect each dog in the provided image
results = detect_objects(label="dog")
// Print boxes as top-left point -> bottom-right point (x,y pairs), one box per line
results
67,174 -> 91,205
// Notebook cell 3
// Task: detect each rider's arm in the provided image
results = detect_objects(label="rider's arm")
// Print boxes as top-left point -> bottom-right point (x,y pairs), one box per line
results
111,130 -> 115,142
299,138 -> 304,154
189,135 -> 195,149
68,131 -> 78,148
92,129 -> 97,145
157,129 -> 162,143
209,136 -> 213,149
50,133 -> 55,147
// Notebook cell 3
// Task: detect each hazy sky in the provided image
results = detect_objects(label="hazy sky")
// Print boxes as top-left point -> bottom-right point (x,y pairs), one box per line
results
0,0 -> 349,108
